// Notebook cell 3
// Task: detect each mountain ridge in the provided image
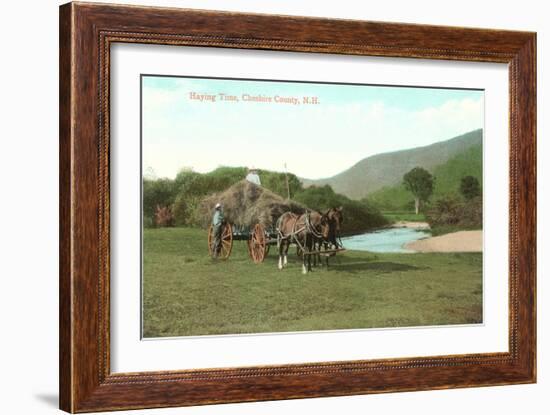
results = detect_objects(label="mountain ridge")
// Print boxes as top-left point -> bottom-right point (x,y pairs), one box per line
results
301,129 -> 483,200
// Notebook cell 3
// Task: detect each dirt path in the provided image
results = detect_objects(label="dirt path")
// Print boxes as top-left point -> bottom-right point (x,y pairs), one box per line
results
405,230 -> 482,253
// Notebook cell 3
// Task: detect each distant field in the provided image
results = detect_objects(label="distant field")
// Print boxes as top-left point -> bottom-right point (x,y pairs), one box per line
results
142,227 -> 483,337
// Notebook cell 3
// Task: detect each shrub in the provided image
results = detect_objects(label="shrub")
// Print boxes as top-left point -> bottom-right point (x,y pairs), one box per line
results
294,185 -> 387,234
460,195 -> 482,226
154,205 -> 175,227
460,176 -> 481,200
173,194 -> 190,226
173,194 -> 205,227
427,195 -> 482,229
143,178 -> 177,225
427,196 -> 462,226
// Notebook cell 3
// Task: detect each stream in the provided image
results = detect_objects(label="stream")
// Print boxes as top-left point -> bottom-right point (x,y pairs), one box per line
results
341,227 -> 431,253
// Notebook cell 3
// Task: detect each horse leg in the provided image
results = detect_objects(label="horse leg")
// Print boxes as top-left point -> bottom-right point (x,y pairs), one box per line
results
306,234 -> 313,273
312,240 -> 317,267
283,241 -> 288,267
316,240 -> 321,267
301,237 -> 308,274
302,246 -> 307,274
324,242 -> 330,268
277,235 -> 284,270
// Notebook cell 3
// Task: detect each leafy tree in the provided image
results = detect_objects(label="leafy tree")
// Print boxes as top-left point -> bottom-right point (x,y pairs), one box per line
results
460,175 -> 481,200
403,167 -> 434,215
260,170 -> 303,199
293,185 -> 341,210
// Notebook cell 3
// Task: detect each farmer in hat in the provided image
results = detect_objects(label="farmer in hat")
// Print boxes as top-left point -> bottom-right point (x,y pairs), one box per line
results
211,202 -> 225,258
245,167 -> 261,186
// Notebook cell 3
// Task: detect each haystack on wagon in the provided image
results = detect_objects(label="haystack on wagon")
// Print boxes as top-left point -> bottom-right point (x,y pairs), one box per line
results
200,180 -> 305,263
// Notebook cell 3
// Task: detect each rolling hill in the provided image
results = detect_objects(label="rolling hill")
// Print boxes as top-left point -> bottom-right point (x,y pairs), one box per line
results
301,129 -> 483,200
368,143 -> 482,210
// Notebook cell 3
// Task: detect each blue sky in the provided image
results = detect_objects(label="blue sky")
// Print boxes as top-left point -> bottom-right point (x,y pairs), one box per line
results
142,75 -> 483,179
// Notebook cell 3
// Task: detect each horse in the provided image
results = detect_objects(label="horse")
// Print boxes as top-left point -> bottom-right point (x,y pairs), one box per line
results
276,210 -> 330,274
326,206 -> 344,247
312,207 -> 344,268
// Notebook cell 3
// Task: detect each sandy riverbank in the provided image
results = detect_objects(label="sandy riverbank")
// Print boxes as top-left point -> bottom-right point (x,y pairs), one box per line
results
392,221 -> 431,230
405,230 -> 482,253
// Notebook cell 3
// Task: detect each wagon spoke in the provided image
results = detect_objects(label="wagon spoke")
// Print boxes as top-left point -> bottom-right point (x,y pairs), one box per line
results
248,224 -> 266,263
207,222 -> 233,259
222,224 -> 231,239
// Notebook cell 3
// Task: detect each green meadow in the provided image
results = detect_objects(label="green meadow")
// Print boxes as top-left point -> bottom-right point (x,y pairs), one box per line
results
142,227 -> 482,338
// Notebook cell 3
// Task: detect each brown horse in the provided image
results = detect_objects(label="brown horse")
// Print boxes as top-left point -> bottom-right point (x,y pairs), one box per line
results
313,207 -> 344,267
326,206 -> 344,247
276,210 -> 330,274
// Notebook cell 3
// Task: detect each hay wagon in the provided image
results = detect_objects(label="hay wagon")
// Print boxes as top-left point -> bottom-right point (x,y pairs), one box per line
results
202,180 -> 345,264
207,222 -> 276,263
201,180 -> 306,263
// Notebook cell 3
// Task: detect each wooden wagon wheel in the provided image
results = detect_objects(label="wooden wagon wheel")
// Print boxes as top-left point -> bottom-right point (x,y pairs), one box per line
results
208,223 -> 233,259
248,223 -> 268,263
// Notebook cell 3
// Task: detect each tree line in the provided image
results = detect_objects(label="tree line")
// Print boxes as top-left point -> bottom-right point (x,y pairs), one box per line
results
143,166 -> 387,234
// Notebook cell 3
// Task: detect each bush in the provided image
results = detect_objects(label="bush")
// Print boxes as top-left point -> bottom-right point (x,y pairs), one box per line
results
427,196 -> 462,226
340,199 -> 388,234
143,214 -> 154,229
260,170 -> 303,199
143,178 -> 177,225
173,194 -> 203,227
460,195 -> 482,226
427,195 -> 482,229
293,185 -> 341,209
154,205 -> 175,227
460,176 -> 481,200
294,185 -> 387,234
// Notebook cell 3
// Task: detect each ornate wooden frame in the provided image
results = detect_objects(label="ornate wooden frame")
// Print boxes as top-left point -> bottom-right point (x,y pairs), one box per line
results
59,2 -> 536,412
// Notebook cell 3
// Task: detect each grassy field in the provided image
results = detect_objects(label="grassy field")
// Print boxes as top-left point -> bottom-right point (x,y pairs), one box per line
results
143,227 -> 482,337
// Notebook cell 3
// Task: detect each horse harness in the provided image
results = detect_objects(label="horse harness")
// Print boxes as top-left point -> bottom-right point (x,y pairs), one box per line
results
276,210 -> 324,253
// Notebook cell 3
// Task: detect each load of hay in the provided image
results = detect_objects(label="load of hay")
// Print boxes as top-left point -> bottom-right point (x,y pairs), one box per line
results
199,180 -> 305,228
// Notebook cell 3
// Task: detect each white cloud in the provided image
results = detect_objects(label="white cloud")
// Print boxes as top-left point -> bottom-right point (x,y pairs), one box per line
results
142,89 -> 484,179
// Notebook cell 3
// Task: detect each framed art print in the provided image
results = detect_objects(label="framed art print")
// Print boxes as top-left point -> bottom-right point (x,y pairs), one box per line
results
59,2 -> 536,412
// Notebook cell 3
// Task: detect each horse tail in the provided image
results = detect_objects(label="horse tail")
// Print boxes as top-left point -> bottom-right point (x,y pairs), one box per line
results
276,211 -> 293,249
275,213 -> 285,232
